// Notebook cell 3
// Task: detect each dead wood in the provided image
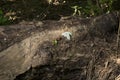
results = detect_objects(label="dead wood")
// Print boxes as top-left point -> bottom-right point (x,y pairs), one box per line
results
0,12 -> 119,80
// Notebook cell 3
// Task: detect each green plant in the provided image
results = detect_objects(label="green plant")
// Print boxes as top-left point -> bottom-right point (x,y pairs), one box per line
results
71,0 -> 116,17
71,5 -> 82,16
53,40 -> 58,45
99,0 -> 115,13
0,9 -> 9,25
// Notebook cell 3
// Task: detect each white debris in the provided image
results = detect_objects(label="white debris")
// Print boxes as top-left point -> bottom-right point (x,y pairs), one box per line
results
61,32 -> 72,40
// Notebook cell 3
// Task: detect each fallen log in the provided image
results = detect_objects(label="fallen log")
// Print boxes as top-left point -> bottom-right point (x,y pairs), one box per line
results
0,12 -> 119,80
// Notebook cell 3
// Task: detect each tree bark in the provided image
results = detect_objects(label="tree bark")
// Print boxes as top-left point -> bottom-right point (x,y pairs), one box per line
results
0,12 -> 119,80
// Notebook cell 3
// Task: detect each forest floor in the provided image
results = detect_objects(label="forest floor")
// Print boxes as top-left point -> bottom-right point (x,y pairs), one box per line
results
0,1 -> 120,80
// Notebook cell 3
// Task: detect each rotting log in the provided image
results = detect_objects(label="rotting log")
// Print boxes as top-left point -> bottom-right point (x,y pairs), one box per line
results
0,12 -> 119,80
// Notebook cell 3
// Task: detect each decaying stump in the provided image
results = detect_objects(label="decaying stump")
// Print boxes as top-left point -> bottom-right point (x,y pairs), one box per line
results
0,12 -> 119,80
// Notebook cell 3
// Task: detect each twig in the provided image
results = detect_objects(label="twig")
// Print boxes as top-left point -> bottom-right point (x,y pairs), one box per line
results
86,50 -> 96,80
116,11 -> 120,54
